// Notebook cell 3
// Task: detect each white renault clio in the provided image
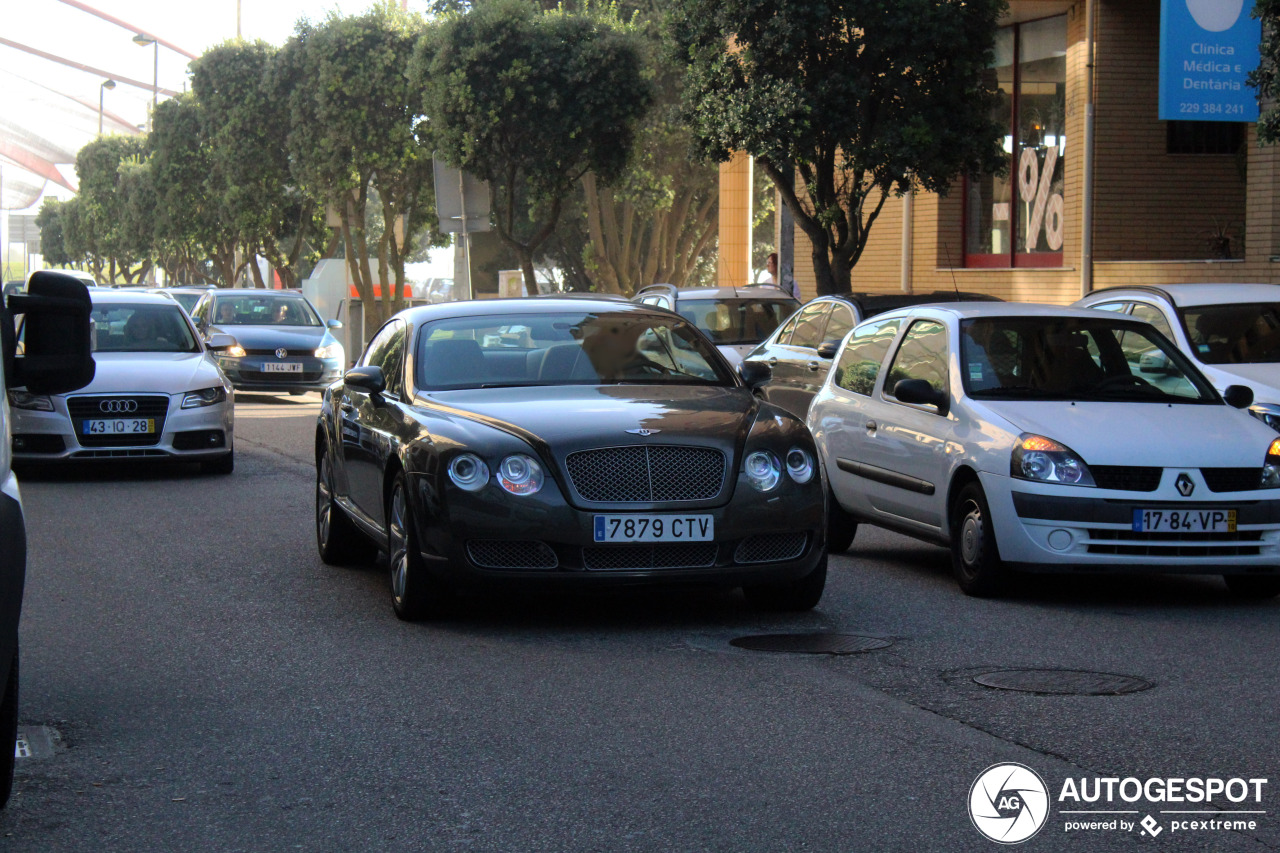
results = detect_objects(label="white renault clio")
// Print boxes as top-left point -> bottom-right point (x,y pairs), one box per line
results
9,290 -> 236,473
808,302 -> 1280,598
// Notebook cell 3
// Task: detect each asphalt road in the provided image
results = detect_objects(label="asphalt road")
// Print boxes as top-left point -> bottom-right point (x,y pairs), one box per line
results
2,392 -> 1278,852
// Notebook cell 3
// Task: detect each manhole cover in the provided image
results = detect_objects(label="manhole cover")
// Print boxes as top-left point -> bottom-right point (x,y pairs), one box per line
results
730,632 -> 893,655
972,669 -> 1152,695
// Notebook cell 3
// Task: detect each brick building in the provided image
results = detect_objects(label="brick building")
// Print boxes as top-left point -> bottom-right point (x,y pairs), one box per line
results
719,0 -> 1280,303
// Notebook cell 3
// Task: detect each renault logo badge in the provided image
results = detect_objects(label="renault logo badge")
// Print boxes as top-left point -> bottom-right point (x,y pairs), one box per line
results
1175,473 -> 1195,497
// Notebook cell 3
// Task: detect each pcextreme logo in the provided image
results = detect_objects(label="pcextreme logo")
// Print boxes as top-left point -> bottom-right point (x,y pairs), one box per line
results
969,763 -> 1051,844
969,763 -> 1270,844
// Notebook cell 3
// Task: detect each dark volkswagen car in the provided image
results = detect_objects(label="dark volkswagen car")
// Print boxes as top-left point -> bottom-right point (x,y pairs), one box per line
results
190,289 -> 344,393
742,291 -> 1002,418
315,298 -> 827,620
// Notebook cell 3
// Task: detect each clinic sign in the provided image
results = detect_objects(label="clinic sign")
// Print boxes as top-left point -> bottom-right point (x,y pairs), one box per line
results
1159,0 -> 1261,121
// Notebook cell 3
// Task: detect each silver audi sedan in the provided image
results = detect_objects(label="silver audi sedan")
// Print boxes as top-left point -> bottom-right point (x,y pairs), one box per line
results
8,290 -> 236,473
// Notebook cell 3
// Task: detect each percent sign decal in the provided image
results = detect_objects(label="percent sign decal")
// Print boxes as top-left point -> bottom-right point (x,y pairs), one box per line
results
1017,147 -> 1065,252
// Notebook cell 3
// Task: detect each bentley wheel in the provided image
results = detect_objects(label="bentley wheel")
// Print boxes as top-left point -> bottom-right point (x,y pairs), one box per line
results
951,482 -> 1008,597
387,472 -> 454,621
743,554 -> 827,612
1,651 -> 18,810
315,447 -> 375,566
827,489 -> 858,554
1223,575 -> 1280,600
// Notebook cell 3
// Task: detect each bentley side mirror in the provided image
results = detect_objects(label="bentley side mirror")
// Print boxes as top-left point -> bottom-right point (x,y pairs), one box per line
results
1224,384 -> 1254,409
738,359 -> 771,387
345,365 -> 386,396
893,378 -> 949,415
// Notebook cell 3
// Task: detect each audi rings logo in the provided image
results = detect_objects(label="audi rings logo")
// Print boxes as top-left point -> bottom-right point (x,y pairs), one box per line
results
99,399 -> 138,414
275,348 -> 288,359
969,763 -> 1050,844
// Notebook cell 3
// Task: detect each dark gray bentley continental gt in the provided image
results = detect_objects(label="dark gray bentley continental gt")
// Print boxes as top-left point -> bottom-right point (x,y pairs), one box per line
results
315,298 -> 827,619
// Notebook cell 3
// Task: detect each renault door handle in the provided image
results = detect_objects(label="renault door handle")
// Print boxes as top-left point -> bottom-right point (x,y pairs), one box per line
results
865,420 -> 877,432
806,361 -> 821,371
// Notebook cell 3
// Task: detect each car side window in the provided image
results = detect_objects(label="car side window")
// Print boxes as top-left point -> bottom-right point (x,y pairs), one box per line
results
361,320 -> 406,397
191,297 -> 209,324
883,320 -> 949,403
789,302 -> 832,350
822,304 -> 857,345
832,319 -> 901,396
1091,301 -> 1131,314
1129,303 -> 1175,339
773,312 -> 802,346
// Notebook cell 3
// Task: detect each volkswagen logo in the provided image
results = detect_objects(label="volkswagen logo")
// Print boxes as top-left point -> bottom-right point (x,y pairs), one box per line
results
275,348 -> 289,359
99,399 -> 138,414
625,428 -> 660,437
1176,472 -> 1196,497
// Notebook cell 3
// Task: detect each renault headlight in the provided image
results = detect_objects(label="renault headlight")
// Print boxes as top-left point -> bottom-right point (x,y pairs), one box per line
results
745,450 -> 781,492
1249,403 -> 1280,433
1011,433 -> 1096,487
181,387 -> 228,409
315,342 -> 344,360
1262,439 -> 1280,489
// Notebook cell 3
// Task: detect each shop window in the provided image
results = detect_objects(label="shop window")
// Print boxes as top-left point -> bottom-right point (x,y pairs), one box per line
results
1166,121 -> 1244,155
964,16 -> 1067,268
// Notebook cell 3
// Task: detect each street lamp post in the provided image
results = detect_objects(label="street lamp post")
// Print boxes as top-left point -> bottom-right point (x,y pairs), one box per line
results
133,33 -> 157,131
98,79 -> 116,136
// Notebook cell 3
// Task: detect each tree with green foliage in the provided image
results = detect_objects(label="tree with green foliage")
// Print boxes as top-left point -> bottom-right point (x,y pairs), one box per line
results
150,94 -> 242,286
1250,0 -> 1280,142
279,3 -> 443,324
73,136 -> 153,283
413,0 -> 653,293
35,199 -> 75,269
672,0 -> 1006,295
192,40 -> 327,290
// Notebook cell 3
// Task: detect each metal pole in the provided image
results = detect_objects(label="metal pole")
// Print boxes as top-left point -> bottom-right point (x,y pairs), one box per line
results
236,0 -> 241,38
151,41 -> 158,130
99,85 -> 105,135
1081,0 -> 1097,297
460,170 -> 473,300
901,178 -> 914,293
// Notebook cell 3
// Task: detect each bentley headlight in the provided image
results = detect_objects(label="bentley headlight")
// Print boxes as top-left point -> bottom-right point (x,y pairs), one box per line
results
745,450 -> 781,492
1011,434 -> 1096,487
181,387 -> 228,409
785,447 -> 814,484
497,454 -> 544,496
315,342 -> 344,360
7,390 -> 54,412
448,453 -> 490,491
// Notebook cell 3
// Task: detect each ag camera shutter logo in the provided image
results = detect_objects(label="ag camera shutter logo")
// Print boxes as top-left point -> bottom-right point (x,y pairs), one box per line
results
969,763 -> 1050,844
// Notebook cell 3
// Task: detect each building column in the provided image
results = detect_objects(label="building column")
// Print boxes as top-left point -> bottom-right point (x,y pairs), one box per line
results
1246,125 -> 1280,267
717,151 -> 752,287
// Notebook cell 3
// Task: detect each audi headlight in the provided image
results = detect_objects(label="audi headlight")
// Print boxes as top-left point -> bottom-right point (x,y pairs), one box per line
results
447,453 -> 489,491
223,345 -> 247,358
315,342 -> 343,360
181,387 -> 228,409
7,390 -> 54,412
1262,438 -> 1280,489
1011,434 -> 1096,487
785,447 -> 814,484
1249,403 -> 1280,433
744,450 -> 781,492
497,454 -> 544,496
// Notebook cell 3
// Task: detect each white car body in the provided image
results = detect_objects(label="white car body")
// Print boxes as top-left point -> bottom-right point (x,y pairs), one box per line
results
1073,284 -> 1280,431
807,302 -> 1280,589
9,291 -> 234,468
